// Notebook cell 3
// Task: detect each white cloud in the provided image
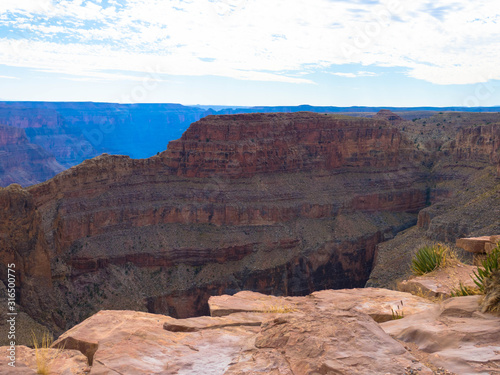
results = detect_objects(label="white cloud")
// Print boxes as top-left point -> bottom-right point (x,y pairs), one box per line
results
330,71 -> 379,78
0,0 -> 498,85
0,75 -> 18,79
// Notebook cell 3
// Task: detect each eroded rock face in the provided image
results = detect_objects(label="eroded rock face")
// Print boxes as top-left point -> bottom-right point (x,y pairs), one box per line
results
382,296 -> 500,375
50,289 -> 434,374
450,124 -> 500,165
164,112 -> 405,177
0,184 -> 56,329
0,112 -> 432,333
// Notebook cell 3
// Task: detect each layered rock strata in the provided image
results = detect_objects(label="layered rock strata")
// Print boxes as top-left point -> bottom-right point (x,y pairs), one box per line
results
1,112 -> 429,334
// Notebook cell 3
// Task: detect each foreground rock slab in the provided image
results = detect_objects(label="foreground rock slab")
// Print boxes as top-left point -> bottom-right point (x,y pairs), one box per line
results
382,295 -> 500,375
50,289 -> 434,374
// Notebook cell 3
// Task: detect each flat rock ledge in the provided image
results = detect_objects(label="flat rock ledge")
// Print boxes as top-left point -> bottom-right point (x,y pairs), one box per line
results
2,288 -> 499,374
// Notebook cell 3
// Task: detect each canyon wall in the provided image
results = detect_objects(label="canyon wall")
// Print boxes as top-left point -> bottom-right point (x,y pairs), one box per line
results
416,122 -> 500,242
1,112 -> 430,333
367,114 -> 500,288
0,102 -> 210,186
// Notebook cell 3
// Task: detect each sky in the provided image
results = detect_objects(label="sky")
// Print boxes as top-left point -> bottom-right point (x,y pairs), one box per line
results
0,0 -> 499,107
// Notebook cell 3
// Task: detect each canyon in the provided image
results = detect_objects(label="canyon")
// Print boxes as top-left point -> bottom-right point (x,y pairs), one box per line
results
0,102 -> 211,186
2,101 -> 500,188
0,110 -> 499,341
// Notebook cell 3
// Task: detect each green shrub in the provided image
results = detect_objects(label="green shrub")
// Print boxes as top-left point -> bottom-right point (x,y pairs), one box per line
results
473,245 -> 500,292
411,244 -> 448,275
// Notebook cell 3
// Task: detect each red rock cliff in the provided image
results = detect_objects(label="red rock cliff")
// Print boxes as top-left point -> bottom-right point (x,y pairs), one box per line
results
164,113 -> 402,177
449,124 -> 500,164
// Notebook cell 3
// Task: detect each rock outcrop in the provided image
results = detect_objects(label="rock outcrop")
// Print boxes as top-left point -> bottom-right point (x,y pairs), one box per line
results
397,264 -> 478,299
456,235 -> 500,254
1,112 -> 430,335
209,289 -> 435,323
382,295 -> 500,374
46,289 -> 435,374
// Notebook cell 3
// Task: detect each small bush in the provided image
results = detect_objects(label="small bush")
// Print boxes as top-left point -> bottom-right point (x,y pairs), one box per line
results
473,245 -> 500,292
411,244 -> 449,275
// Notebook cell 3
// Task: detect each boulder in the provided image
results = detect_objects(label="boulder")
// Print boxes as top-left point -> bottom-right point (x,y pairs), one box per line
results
456,235 -> 500,254
397,264 -> 478,299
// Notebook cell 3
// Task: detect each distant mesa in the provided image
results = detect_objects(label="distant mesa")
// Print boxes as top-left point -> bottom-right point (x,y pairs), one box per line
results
373,109 -> 404,122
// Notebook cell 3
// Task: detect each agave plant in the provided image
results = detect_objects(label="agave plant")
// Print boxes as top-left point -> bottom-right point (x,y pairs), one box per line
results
411,244 -> 447,276
473,245 -> 500,292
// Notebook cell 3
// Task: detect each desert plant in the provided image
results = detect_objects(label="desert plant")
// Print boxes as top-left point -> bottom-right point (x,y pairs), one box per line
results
472,245 -> 500,292
450,281 -> 481,297
31,330 -> 53,375
411,244 -> 450,275
391,301 -> 404,320
481,269 -> 500,313
31,330 -> 66,375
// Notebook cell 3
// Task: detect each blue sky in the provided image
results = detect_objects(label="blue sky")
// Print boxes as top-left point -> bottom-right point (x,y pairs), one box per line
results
0,0 -> 499,106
